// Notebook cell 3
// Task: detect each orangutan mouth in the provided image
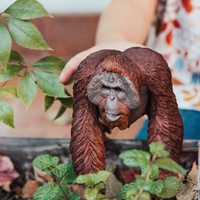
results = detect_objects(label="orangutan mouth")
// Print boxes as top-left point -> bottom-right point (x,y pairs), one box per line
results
106,112 -> 120,121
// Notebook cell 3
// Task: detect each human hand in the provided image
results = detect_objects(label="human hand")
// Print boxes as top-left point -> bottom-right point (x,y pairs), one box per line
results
59,41 -> 144,84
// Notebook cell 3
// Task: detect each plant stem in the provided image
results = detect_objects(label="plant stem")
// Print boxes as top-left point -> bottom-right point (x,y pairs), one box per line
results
134,156 -> 156,200
54,175 -> 69,200
1,81 -> 8,88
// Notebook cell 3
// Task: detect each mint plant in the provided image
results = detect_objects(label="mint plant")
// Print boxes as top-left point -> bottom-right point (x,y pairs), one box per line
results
118,142 -> 187,200
0,0 -> 73,128
76,171 -> 110,200
32,154 -> 80,200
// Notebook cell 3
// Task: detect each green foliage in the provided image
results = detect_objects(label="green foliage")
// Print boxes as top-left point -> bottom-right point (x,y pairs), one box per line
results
32,56 -> 66,73
32,154 -> 59,175
140,163 -> 159,180
33,182 -> 67,200
52,161 -> 77,183
4,0 -> 52,19
119,142 -> 185,200
8,50 -> 25,64
156,157 -> 187,176
0,65 -> 23,82
76,171 -> 110,186
17,71 -> 37,108
45,95 -> 55,112
119,149 -> 151,167
32,155 -> 79,200
0,99 -> 15,128
149,142 -> 169,157
0,21 -> 12,69
0,86 -> 18,98
0,0 -> 74,128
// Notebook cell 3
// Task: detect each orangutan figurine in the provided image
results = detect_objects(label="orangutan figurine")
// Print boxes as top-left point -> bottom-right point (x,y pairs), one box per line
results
70,47 -> 183,198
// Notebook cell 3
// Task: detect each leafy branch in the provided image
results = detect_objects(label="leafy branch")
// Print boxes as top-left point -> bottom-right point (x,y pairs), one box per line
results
0,0 -> 73,128
118,142 -> 187,200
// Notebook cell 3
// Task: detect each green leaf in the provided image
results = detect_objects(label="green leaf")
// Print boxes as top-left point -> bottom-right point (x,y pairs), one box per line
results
5,17 -> 51,50
149,180 -> 163,196
0,65 -> 23,82
156,177 -> 183,198
17,71 -> 37,108
53,105 -> 66,121
32,154 -> 59,175
52,161 -> 77,183
58,97 -> 73,109
61,185 -> 69,197
135,177 -> 153,192
45,95 -> 55,111
126,187 -> 138,199
95,183 -> 105,191
32,56 -> 66,73
8,50 -> 25,64
139,191 -> 151,200
0,21 -> 12,69
140,163 -> 159,180
149,142 -> 169,157
119,149 -> 151,167
0,99 -> 14,128
32,70 -> 68,97
84,188 -> 98,200
118,182 -> 136,200
64,76 -> 74,85
0,86 -> 18,98
4,0 -> 52,20
96,194 -> 104,200
76,171 -> 110,187
156,157 -> 187,176
69,193 -> 81,200
33,182 -> 64,200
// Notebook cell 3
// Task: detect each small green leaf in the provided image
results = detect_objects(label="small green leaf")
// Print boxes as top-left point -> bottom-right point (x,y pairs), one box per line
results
119,149 -> 151,167
52,161 -> 77,183
32,154 -> 59,175
4,0 -> 52,19
0,65 -> 23,82
0,99 -> 14,128
32,70 -> 68,97
69,193 -> 81,200
139,191 -> 151,200
32,56 -> 66,73
126,187 -> 138,199
140,163 -> 159,180
64,76 -> 74,85
0,86 -> 18,98
157,177 -> 183,198
53,105 -> 66,121
156,157 -> 187,176
76,171 -> 109,187
61,185 -> 69,197
84,188 -> 98,200
149,142 -> 169,157
17,71 -> 37,108
0,21 -> 12,69
5,17 -> 51,50
95,183 -> 105,191
93,171 -> 110,184
58,97 -> 73,109
118,182 -> 136,200
149,180 -> 163,196
96,194 -> 104,200
8,50 -> 25,64
33,182 -> 64,200
45,95 -> 55,111
135,177 -> 153,192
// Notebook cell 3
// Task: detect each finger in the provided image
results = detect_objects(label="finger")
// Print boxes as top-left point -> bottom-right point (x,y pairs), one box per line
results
59,55 -> 82,84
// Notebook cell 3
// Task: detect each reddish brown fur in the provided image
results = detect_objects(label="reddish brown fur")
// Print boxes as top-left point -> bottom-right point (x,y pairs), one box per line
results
70,47 -> 183,195
99,96 -> 131,130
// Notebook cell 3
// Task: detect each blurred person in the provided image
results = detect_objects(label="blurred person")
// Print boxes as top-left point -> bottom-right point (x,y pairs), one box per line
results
59,0 -> 200,139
